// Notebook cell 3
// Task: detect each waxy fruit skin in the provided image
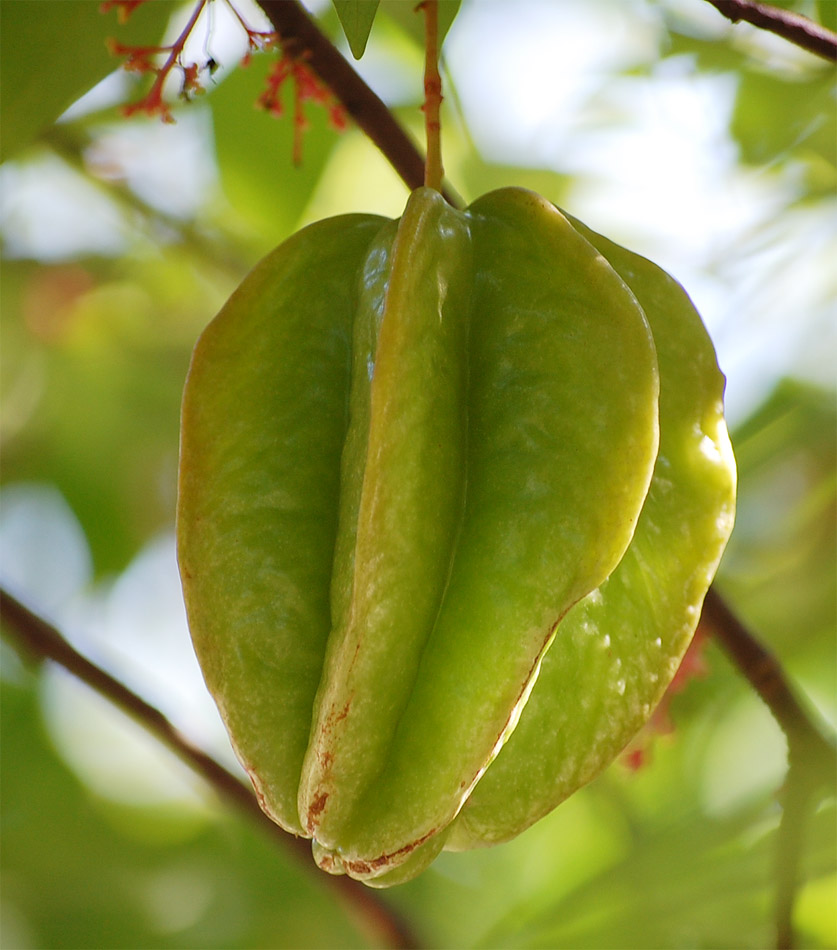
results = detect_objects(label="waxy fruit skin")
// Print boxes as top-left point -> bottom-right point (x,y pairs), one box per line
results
446,214 -> 737,850
177,187 -> 734,886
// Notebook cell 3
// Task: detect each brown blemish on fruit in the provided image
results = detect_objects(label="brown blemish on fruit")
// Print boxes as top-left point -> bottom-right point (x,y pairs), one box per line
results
316,851 -> 337,873
341,825 -> 440,877
306,697 -> 354,832
306,791 -> 329,834
320,698 -> 352,739
316,698 -> 352,765
253,783 -> 271,813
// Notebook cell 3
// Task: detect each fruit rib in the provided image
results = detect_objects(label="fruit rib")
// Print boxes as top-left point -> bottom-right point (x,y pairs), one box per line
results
177,215 -> 386,835
298,188 -> 474,867
448,217 -> 737,849
300,189 -> 661,879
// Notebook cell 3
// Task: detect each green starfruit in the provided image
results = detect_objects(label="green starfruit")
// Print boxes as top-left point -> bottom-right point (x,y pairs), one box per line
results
177,187 -> 735,886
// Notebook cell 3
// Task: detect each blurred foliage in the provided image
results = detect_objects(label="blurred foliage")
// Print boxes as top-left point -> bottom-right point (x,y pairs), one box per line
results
0,668 -> 372,949
0,0 -> 173,162
663,30 -> 837,196
333,0 -> 381,59
1,0 -> 835,947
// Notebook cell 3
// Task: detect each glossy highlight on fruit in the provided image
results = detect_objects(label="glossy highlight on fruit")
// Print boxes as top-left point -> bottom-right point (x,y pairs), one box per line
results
177,187 -> 735,886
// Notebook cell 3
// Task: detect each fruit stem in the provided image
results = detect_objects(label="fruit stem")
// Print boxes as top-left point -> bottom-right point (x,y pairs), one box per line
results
420,0 -> 444,192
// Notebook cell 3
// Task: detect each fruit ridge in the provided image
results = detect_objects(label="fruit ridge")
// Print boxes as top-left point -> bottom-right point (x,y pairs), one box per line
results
177,187 -> 734,885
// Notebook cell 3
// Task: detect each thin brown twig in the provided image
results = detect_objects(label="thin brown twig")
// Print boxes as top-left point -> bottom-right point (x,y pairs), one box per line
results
702,589 -> 835,763
257,0 -> 458,205
0,587 -> 420,950
420,0 -> 444,191
258,0 -> 423,190
701,587 -> 837,950
703,0 -> 837,62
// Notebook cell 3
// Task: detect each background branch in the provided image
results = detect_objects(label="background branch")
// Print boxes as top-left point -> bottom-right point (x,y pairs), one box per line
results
258,0 -> 460,204
702,588 -> 835,768
701,588 -> 837,950
259,0 -> 424,190
258,0 -> 835,204
4,582 -> 834,950
0,587 -> 419,950
703,0 -> 837,61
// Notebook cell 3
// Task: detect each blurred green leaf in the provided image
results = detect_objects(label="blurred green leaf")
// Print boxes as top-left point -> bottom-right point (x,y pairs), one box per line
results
663,31 -> 756,72
481,799 -> 836,949
731,70 -> 837,167
0,669 -> 371,949
209,53 -> 342,248
723,380 -> 837,660
0,0 -> 173,162
380,0 -> 461,51
0,249 -> 220,574
332,0 -> 380,59
816,0 -> 837,31
456,155 -> 574,210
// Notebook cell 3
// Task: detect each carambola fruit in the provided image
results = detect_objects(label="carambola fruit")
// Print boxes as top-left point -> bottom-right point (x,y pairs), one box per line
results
177,187 -> 736,886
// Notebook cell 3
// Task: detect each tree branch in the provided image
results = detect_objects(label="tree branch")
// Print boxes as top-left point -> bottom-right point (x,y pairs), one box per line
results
701,587 -> 837,950
4,576 -> 834,950
702,588 -> 835,766
0,587 -> 419,950
259,0 -> 424,190
257,0 -> 460,205
703,0 -> 837,61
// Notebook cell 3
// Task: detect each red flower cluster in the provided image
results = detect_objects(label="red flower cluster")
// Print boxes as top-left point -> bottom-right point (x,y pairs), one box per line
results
102,0 -> 347,159
621,626 -> 711,771
100,0 -> 147,25
256,55 -> 347,164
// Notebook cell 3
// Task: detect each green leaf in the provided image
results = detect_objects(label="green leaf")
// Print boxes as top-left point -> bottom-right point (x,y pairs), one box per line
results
731,69 -> 836,167
816,0 -> 837,32
0,0 -> 173,162
332,0 -> 380,59
209,52 -> 341,246
380,0 -> 461,51
481,800 -> 837,949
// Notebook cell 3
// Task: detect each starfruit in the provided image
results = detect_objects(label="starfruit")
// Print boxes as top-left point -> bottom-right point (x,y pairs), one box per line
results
177,187 -> 735,886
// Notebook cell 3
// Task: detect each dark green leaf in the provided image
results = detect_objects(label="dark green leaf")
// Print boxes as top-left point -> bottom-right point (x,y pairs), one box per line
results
816,0 -> 837,31
380,0 -> 461,51
209,53 -> 341,246
0,0 -> 173,162
731,70 -> 837,166
332,0 -> 380,59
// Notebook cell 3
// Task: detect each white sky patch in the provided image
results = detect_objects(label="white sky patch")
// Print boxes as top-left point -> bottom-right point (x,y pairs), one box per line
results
84,107 -> 218,219
446,0 -> 661,168
0,482 -> 241,804
1,0 -> 833,419
59,69 -> 136,123
0,483 -> 92,613
87,530 -> 235,759
559,66 -> 745,256
0,154 -> 131,259
40,665 -> 212,808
